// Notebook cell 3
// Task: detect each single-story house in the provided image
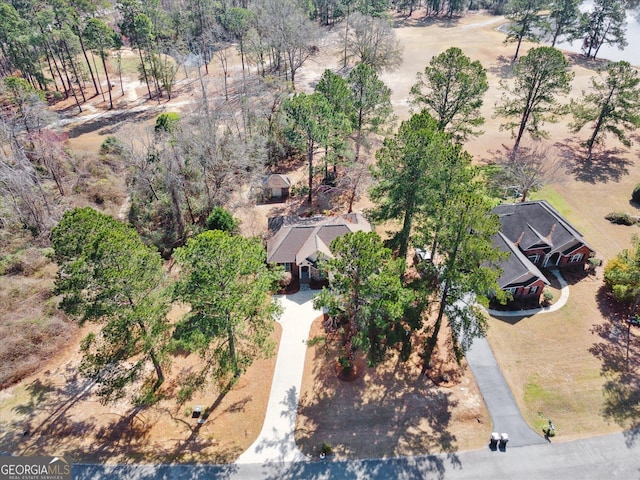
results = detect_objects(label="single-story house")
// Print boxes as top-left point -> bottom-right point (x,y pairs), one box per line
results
492,200 -> 595,302
493,231 -> 550,302
263,174 -> 291,200
267,213 -> 372,283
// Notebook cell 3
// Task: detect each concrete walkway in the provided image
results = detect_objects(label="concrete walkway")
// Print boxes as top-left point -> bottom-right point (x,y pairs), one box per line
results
486,269 -> 569,317
236,289 -> 321,464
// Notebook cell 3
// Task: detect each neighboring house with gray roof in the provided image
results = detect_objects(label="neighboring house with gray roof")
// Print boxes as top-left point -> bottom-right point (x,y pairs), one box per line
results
492,200 -> 595,303
267,213 -> 372,283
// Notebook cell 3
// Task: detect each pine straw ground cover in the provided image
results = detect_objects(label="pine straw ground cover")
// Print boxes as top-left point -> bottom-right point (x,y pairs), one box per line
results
295,316 -> 492,459
0,315 -> 281,464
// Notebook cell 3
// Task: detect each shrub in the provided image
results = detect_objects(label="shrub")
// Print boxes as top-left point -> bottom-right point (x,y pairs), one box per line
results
154,112 -> 180,133
290,183 -> 309,198
100,136 -> 124,155
543,290 -> 554,305
0,253 -> 24,275
0,248 -> 52,276
319,441 -> 333,455
632,183 -> 640,203
205,207 -> 239,233
588,257 -> 602,268
279,271 -> 293,288
605,212 -> 637,226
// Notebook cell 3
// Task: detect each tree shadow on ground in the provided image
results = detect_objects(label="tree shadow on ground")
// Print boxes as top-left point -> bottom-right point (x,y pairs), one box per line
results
393,14 -> 462,29
295,331 -> 462,480
6,374 -> 98,455
243,386 -> 305,474
73,463 -> 238,479
488,55 -> 515,80
1,367 -> 244,464
564,51 -> 611,72
468,144 -> 511,167
557,139 -> 632,184
2,375 -> 143,462
258,454 -> 464,480
160,378 -> 247,464
66,108 -> 159,139
559,265 -> 597,286
591,285 -> 640,446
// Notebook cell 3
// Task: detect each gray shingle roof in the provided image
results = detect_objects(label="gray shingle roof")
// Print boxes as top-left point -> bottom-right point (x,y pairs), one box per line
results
493,200 -> 593,255
267,213 -> 372,264
493,232 -> 550,289
264,174 -> 291,189
491,200 -> 594,290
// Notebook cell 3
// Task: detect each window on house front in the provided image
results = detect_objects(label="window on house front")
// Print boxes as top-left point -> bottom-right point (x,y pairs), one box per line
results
528,254 -> 539,264
505,287 -> 517,295
529,286 -> 538,295
284,263 -> 292,272
570,253 -> 584,263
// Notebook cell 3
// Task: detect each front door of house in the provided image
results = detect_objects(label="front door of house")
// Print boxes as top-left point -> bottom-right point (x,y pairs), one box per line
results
300,266 -> 310,281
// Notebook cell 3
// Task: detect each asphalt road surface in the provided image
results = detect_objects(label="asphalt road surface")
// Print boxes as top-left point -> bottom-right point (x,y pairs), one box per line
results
73,428 -> 640,479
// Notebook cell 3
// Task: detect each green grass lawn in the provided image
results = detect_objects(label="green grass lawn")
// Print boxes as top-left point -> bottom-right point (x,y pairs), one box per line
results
111,55 -> 141,77
528,186 -> 573,219
486,276 -> 625,440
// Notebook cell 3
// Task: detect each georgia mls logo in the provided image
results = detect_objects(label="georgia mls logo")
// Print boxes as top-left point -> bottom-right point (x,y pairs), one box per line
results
0,456 -> 71,480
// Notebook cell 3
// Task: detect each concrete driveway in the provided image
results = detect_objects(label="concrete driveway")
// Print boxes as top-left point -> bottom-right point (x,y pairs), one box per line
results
236,289 -> 321,465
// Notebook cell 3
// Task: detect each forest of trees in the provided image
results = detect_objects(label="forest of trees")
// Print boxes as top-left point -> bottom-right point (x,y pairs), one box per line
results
0,0 -> 631,104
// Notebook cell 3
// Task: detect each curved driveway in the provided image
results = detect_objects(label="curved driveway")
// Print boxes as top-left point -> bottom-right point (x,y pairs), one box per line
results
486,269 -> 570,317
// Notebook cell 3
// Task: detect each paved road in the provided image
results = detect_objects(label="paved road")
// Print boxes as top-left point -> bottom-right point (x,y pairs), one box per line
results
73,429 -> 640,479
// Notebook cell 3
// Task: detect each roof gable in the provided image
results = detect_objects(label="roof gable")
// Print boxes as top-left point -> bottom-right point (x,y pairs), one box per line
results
493,232 -> 550,289
493,200 -> 594,255
264,174 -> 291,189
266,213 -> 372,264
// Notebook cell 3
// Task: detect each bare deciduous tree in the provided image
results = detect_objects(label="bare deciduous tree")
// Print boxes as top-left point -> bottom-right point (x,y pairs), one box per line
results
493,140 -> 565,202
345,13 -> 403,73
27,129 -> 70,197
253,0 -> 322,87
0,119 -> 58,237
124,101 -> 267,256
